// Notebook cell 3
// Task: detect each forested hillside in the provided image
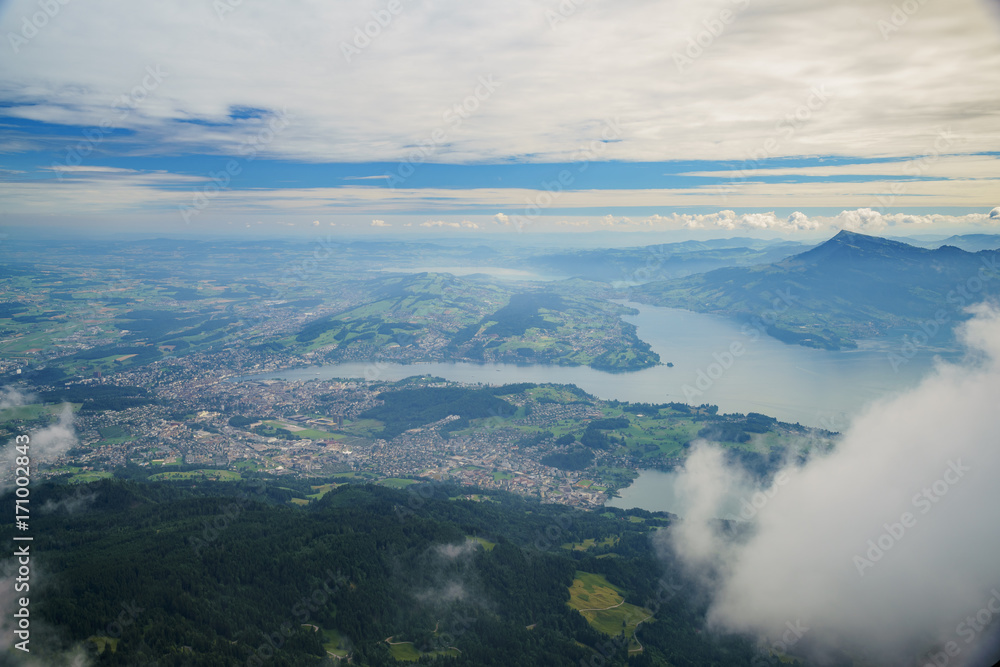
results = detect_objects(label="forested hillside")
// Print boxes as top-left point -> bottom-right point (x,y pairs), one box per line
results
1,479 -> 810,666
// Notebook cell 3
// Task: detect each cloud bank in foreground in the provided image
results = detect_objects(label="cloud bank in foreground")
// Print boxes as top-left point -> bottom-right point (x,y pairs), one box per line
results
665,303 -> 1000,665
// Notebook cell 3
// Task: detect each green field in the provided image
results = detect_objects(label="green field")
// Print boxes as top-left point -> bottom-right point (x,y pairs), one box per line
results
567,571 -> 652,651
467,536 -> 496,551
70,471 -> 115,484
147,469 -> 242,482
386,640 -> 460,662
321,628 -> 350,658
561,536 -> 618,552
0,403 -> 61,423
263,420 -> 341,440
98,425 -> 129,439
379,478 -> 419,489
307,483 -> 342,500
86,635 -> 119,655
388,642 -> 421,661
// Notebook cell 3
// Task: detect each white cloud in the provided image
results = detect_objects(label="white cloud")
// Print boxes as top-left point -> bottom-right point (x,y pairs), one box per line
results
370,219 -> 390,227
1,0 -> 998,165
419,219 -> 479,230
0,387 -> 33,410
832,207 -> 887,233
666,304 -> 1000,664
990,207 -> 1000,220
682,154 -> 1000,181
3,166 -> 1000,221
601,214 -> 633,227
2,405 -> 78,492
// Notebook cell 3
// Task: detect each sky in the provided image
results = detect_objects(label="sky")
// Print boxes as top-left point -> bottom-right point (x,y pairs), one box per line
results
1,0 -> 999,237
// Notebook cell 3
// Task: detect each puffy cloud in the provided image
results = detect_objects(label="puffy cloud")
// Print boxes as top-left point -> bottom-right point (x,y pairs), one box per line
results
831,207 -> 887,233
635,210 -> 822,232
600,215 -> 633,227
370,219 -> 390,227
493,213 -> 510,225
420,220 -> 480,229
0,387 -> 33,410
990,207 -> 1000,220
666,304 -> 1000,664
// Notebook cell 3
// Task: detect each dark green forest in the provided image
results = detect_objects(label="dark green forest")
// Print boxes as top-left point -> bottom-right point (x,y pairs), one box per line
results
0,479 -> 811,667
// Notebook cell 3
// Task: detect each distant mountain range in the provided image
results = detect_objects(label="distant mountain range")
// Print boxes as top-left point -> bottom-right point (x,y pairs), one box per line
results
634,230 -> 1000,350
525,238 -> 810,283
906,234 -> 1000,252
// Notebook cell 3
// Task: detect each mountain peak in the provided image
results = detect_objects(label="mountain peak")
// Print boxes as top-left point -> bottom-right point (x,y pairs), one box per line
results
790,230 -> 927,265
827,229 -> 897,246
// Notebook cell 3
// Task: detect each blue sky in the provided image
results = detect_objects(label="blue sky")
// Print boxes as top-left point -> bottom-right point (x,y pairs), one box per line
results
1,0 -> 999,236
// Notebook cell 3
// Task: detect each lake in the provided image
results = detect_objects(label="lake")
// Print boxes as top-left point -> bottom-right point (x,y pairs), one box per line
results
238,302 -> 952,429
604,468 -> 746,520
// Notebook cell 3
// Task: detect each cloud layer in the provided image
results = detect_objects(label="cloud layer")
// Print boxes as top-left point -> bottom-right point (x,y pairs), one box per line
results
666,304 -> 1000,664
2,0 -> 999,164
